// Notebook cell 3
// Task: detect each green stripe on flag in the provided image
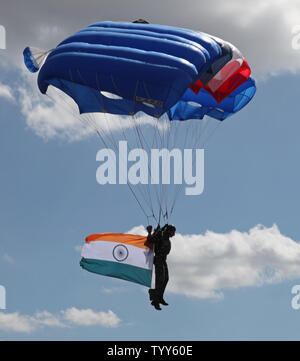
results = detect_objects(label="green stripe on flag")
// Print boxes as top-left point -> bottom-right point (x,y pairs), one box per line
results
80,257 -> 152,287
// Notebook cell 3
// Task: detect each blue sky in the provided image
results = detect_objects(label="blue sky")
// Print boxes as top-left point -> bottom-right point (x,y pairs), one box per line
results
1,0 -> 300,341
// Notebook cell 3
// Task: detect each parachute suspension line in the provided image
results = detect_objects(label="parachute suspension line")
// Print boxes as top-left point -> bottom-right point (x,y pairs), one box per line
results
45,91 -> 95,139
23,47 -> 55,72
116,114 -> 155,217
167,118 -> 182,220
141,80 -> 171,223
32,49 -> 53,63
170,115 -> 191,212
45,89 -> 114,170
130,81 -> 159,221
131,79 -> 139,115
152,115 -> 169,223
168,118 -> 202,218
75,70 -> 118,153
200,120 -> 222,149
45,80 -> 108,146
108,75 -> 157,218
162,116 -> 171,224
88,112 -> 154,226
128,105 -> 162,214
131,118 -> 153,212
62,68 -> 103,139
161,83 -> 176,223
69,69 -> 153,222
129,78 -> 156,212
152,114 -> 165,223
130,121 -> 155,218
127,79 -> 167,223
104,76 -> 156,220
169,117 -> 223,218
126,178 -> 154,222
136,114 -> 162,221
95,72 -> 106,112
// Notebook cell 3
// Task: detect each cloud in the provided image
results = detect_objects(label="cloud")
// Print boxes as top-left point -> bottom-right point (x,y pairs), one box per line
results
61,307 -> 121,328
0,312 -> 39,333
1,1 -> 300,141
8,69 -> 168,141
74,245 -> 82,253
0,84 -> 15,103
0,307 -> 121,333
0,310 -> 65,333
2,1 -> 299,141
127,225 -> 147,236
1,0 -> 300,78
34,311 -> 66,328
16,77 -> 93,141
132,224 -> 300,300
2,253 -> 15,265
101,286 -> 128,294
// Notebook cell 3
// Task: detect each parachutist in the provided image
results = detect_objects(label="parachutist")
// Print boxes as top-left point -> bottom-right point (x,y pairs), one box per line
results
145,224 -> 176,310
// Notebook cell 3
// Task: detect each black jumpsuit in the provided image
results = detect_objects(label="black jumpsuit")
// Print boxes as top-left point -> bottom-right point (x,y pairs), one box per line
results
147,230 -> 171,302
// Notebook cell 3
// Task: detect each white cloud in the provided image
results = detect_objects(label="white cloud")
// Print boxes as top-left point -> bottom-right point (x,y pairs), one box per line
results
208,0 -> 300,78
61,307 -> 121,328
131,224 -> 300,299
2,253 -> 15,265
1,1 -> 300,140
2,0 -> 300,78
101,286 -> 128,294
169,224 -> 300,299
0,312 -> 39,333
17,79 -> 93,141
2,1 -> 299,141
127,225 -> 147,236
74,245 -> 82,253
0,307 -> 121,333
34,311 -> 66,328
0,84 -> 15,103
13,71 -> 167,142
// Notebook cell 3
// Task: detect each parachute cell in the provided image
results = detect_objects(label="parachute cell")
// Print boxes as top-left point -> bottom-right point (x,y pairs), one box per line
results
168,77 -> 256,121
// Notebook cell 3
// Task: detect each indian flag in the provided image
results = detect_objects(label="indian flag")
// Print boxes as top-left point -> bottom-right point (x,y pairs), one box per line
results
80,233 -> 154,287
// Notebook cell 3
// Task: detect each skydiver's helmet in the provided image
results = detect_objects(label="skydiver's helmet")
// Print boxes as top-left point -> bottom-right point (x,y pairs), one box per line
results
163,224 -> 176,237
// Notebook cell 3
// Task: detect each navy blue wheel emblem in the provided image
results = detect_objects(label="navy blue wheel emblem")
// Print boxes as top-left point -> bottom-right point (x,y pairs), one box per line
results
112,244 -> 129,262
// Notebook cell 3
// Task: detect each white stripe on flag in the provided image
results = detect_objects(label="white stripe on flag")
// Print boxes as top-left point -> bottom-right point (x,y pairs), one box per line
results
81,241 -> 153,270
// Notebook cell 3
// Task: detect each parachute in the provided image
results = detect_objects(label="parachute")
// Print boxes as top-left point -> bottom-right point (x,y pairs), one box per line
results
23,21 -> 256,224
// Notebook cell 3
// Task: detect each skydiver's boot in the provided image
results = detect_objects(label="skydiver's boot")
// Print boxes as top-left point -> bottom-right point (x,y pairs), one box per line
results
148,289 -> 155,302
160,299 -> 169,306
152,302 -> 162,310
149,289 -> 161,310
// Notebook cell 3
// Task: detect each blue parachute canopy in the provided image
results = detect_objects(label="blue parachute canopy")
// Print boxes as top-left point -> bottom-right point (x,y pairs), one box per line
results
168,77 -> 256,121
36,21 -> 230,118
23,47 -> 40,73
23,47 -> 51,73
22,21 -> 257,224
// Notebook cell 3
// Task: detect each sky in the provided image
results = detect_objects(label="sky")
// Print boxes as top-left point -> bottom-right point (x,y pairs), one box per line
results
1,0 -> 300,341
